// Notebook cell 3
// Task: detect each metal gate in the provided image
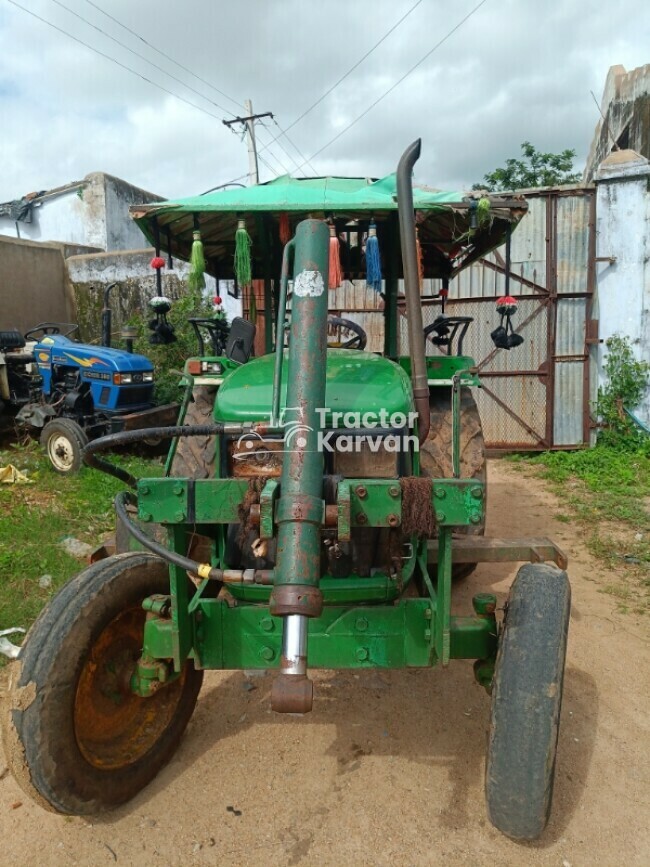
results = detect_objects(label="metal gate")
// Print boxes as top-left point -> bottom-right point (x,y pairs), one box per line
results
399,186 -> 598,451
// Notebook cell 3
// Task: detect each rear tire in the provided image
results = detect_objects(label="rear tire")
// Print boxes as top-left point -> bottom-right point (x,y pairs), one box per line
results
420,388 -> 486,579
485,563 -> 571,840
1,553 -> 203,815
171,386 -> 217,479
40,418 -> 88,474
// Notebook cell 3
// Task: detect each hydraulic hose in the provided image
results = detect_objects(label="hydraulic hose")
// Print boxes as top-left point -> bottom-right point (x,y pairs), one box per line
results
115,491 -> 261,584
83,422 -> 253,487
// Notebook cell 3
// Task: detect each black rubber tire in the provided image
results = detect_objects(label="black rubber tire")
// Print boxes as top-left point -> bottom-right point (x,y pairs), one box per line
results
1,552 -> 203,815
420,388 -> 486,579
171,385 -> 217,479
40,418 -> 88,475
485,563 -> 571,840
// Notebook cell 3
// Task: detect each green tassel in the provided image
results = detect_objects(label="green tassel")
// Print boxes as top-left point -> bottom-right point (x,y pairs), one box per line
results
188,229 -> 206,292
234,218 -> 252,289
477,196 -> 491,228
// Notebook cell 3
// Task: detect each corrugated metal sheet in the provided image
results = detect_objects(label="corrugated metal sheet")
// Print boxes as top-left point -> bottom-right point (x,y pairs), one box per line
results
337,187 -> 596,450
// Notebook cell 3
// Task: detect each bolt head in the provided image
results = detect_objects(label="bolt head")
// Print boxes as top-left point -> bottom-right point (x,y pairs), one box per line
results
470,513 -> 482,525
471,486 -> 483,500
355,617 -> 369,632
388,513 -> 400,527
174,511 -> 186,522
141,511 -> 152,523
356,485 -> 368,499
434,488 -> 446,499
260,617 -> 275,632
436,512 -> 446,523
355,647 -> 369,662
388,486 -> 400,498
356,512 -> 368,525
140,485 -> 150,496
173,484 -> 184,496
260,646 -> 275,661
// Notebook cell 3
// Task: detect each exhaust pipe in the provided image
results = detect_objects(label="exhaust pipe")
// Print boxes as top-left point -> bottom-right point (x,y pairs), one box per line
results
396,140 -> 430,443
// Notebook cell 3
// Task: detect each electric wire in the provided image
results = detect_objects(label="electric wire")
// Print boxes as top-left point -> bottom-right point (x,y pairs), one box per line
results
295,0 -> 489,170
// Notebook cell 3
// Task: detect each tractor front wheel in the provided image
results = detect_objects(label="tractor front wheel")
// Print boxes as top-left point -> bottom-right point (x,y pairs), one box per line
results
40,418 -> 88,474
2,553 -> 203,814
485,563 -> 571,840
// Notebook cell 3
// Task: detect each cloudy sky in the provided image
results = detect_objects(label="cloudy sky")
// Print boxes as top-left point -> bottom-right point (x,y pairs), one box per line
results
0,0 -> 647,202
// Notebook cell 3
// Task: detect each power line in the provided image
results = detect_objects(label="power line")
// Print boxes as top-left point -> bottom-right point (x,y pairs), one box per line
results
296,0 -> 489,170
48,0 -> 235,116
271,118 -> 318,175
82,0 -> 243,113
76,0 -> 293,178
5,0 -> 225,122
278,0 -> 424,141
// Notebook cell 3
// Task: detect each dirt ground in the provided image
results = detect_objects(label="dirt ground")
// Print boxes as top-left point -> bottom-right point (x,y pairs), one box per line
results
1,460 -> 648,866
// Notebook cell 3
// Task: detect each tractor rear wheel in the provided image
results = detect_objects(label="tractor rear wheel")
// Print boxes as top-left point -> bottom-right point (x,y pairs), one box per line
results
171,385 -> 217,478
40,418 -> 88,474
485,563 -> 571,840
2,552 -> 203,814
420,388 -> 486,579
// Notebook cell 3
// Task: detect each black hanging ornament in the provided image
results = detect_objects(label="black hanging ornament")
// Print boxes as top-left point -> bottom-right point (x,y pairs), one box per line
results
491,296 -> 524,350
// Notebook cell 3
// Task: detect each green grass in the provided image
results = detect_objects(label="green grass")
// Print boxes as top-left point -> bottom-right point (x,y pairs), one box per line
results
0,441 -> 162,639
509,442 -> 650,614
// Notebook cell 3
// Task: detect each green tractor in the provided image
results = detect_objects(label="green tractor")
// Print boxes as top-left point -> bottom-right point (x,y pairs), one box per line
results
2,142 -> 570,841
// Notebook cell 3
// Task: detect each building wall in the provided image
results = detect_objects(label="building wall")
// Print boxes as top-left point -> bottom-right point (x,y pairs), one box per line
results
0,235 -> 74,332
0,173 -> 163,252
584,64 -> 650,182
594,150 -> 650,424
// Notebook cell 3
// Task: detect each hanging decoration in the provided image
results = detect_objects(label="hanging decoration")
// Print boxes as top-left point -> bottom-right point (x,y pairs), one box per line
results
491,296 -> 524,350
439,276 -> 449,314
234,218 -> 253,290
150,256 -> 165,270
365,220 -> 382,293
328,221 -> 342,289
148,296 -> 176,345
188,216 -> 206,292
279,212 -> 291,245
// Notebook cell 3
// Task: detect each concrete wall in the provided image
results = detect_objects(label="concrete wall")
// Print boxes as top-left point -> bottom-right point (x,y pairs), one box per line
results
594,149 -> 650,423
0,173 -> 163,252
0,235 -> 75,332
65,248 -> 242,342
584,64 -> 650,182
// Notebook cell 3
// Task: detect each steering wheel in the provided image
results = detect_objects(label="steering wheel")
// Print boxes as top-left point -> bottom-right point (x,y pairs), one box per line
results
326,316 -> 367,350
424,316 -> 473,356
282,316 -> 367,350
24,322 -> 79,341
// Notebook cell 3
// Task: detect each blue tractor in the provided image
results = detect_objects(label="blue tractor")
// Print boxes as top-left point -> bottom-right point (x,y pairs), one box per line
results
1,320 -> 177,473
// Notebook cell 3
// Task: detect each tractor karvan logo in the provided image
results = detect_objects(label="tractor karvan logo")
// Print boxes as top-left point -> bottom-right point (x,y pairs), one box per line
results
235,407 -> 420,458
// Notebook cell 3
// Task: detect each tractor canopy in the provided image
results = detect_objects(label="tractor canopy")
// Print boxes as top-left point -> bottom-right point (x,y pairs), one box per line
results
131,172 -> 526,281
214,349 -> 413,424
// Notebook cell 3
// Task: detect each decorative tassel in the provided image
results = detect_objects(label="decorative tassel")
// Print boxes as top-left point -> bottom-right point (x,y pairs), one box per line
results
365,220 -> 382,292
150,256 -> 165,270
279,212 -> 291,245
416,227 -> 424,288
234,218 -> 252,290
188,226 -> 206,292
328,222 -> 342,289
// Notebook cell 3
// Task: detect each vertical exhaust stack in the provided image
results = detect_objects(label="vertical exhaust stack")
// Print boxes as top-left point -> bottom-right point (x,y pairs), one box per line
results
269,219 -> 330,714
396,140 -> 430,443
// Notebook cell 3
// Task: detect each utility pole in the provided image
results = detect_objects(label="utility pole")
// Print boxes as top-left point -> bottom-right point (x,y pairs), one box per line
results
223,101 -> 273,186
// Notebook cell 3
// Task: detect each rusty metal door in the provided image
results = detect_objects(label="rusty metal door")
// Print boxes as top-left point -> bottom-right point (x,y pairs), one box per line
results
406,187 -> 598,450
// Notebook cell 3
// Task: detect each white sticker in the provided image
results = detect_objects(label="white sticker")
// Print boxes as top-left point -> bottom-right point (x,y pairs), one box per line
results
294,270 -> 325,297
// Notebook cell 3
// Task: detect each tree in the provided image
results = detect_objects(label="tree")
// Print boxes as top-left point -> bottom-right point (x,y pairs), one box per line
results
473,141 -> 581,192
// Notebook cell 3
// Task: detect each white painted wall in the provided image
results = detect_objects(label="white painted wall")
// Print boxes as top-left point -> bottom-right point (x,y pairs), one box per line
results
594,150 -> 650,424
0,173 -> 162,252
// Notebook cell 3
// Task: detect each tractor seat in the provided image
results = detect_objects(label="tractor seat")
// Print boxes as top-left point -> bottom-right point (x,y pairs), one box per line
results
0,330 -> 26,352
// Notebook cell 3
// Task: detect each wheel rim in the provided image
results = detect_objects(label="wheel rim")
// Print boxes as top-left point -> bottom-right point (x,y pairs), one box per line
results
74,606 -> 187,770
47,433 -> 75,472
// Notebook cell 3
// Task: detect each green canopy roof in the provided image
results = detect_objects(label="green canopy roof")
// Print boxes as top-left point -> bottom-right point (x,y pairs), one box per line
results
131,172 -> 526,279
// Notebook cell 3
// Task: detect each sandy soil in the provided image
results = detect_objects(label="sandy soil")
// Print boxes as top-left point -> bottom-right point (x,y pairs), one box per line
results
1,460 -> 648,866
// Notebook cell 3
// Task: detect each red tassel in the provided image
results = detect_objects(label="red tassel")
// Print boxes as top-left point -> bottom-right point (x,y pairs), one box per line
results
279,212 -> 291,245
328,224 -> 342,289
150,256 -> 165,270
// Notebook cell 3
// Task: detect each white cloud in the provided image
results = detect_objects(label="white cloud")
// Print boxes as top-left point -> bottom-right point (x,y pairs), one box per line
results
0,0 -> 648,202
